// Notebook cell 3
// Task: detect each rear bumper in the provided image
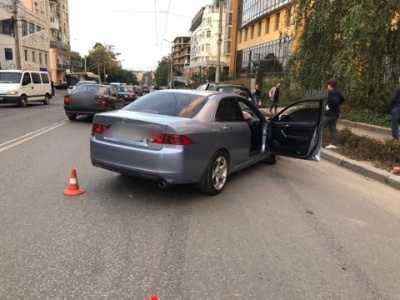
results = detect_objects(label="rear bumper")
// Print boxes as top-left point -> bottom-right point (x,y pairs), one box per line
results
64,105 -> 109,115
90,137 -> 206,184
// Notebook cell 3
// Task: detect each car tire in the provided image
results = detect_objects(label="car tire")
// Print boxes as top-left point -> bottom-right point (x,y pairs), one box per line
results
43,94 -> 50,105
200,150 -> 229,195
18,95 -> 27,108
263,153 -> 277,165
67,114 -> 77,121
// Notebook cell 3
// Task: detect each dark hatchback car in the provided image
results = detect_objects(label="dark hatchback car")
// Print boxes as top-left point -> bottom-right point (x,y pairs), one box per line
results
64,84 -> 124,120
141,85 -> 150,94
197,83 -> 253,101
117,86 -> 137,105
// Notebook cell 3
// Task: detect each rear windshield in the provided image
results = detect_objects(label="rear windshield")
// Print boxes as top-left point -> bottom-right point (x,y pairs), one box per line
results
0,72 -> 22,83
123,91 -> 208,118
74,85 -> 108,95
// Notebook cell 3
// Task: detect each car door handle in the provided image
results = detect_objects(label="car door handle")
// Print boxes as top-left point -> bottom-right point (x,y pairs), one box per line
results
223,125 -> 232,132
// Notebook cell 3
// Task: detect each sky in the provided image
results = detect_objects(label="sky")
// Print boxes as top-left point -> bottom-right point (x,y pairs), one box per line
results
68,0 -> 213,72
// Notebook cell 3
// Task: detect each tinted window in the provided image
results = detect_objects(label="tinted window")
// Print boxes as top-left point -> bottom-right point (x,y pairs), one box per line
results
124,92 -> 208,118
22,73 -> 31,85
31,72 -> 41,84
41,73 -> 50,83
215,98 -> 244,121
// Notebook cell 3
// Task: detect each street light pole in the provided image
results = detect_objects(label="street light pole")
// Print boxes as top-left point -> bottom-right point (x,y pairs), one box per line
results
215,0 -> 223,83
13,0 -> 21,69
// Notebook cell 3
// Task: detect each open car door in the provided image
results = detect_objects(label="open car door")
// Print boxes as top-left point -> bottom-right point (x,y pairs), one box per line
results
267,98 -> 324,161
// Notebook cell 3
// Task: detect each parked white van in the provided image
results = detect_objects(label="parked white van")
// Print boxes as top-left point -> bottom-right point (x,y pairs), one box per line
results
0,70 -> 53,107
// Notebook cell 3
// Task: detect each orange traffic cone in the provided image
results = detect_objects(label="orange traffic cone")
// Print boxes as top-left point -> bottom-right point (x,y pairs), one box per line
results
150,295 -> 160,300
391,166 -> 400,175
63,168 -> 84,196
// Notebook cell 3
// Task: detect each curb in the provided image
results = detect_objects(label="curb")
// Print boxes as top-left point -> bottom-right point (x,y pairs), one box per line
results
337,119 -> 391,135
322,150 -> 400,191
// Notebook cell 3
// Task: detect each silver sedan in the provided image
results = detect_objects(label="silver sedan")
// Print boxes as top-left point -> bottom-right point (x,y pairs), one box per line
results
90,89 -> 324,194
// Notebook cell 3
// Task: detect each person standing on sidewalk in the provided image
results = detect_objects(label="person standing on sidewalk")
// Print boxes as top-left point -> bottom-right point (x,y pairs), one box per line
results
324,79 -> 345,149
389,77 -> 400,141
269,82 -> 282,114
253,83 -> 261,107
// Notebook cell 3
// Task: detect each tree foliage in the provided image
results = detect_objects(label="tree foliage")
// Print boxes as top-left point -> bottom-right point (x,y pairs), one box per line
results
84,43 -> 137,84
155,56 -> 170,87
287,0 -> 400,111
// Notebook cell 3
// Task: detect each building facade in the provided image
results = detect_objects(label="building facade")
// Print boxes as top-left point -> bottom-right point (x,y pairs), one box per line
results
186,0 -> 232,80
0,0 -> 80,84
229,0 -> 294,77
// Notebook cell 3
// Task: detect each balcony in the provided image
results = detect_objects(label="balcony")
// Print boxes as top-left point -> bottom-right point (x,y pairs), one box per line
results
49,18 -> 59,30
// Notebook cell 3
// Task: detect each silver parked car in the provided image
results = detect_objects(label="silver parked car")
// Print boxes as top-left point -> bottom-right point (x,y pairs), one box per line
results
90,90 -> 324,195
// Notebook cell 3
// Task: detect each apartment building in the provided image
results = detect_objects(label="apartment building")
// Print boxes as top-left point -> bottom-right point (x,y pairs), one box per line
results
229,0 -> 294,77
0,0 -> 80,83
187,0 -> 232,80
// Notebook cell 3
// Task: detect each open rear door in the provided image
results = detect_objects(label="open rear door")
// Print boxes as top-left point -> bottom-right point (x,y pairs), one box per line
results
267,98 -> 324,161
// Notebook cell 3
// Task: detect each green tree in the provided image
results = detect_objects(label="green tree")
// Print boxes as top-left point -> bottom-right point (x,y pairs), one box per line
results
155,57 -> 170,87
287,0 -> 400,112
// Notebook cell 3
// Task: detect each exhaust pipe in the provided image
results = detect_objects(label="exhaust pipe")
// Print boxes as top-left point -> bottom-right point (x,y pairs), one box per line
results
158,180 -> 169,189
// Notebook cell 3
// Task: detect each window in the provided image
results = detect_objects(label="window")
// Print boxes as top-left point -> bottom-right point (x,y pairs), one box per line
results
207,17 -> 211,25
24,50 -> 28,61
215,98 -> 243,122
0,19 -> 12,35
32,51 -> 35,62
206,31 -> 211,38
41,72 -> 50,83
22,20 -> 28,36
31,72 -> 42,84
265,17 -> 270,34
206,44 -> 210,51
22,73 -> 31,85
275,13 -> 280,31
45,54 -> 47,64
29,22 -> 35,34
250,25 -> 254,39
5,48 -> 13,60
36,25 -> 41,32
257,22 -> 261,37
39,53 -> 42,64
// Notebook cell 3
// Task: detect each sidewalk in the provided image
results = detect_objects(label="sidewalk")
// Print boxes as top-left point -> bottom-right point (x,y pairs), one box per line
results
324,120 -> 400,191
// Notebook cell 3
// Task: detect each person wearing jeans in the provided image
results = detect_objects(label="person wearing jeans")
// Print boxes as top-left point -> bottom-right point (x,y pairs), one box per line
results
324,79 -> 345,149
389,77 -> 400,141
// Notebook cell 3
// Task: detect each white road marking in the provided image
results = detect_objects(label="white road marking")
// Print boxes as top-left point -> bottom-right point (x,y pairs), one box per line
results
0,119 -> 69,152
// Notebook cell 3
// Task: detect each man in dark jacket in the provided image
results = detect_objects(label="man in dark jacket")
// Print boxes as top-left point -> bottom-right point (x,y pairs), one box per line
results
390,77 -> 400,141
324,79 -> 345,149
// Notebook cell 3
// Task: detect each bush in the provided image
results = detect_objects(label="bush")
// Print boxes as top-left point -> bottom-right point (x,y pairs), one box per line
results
325,128 -> 400,171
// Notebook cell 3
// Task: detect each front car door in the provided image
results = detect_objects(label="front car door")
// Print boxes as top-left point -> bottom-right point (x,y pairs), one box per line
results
267,98 -> 324,161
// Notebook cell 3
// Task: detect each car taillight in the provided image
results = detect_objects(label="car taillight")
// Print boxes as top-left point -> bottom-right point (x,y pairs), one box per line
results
64,96 -> 70,104
129,94 -> 135,99
95,96 -> 107,106
148,134 -> 194,145
92,124 -> 110,135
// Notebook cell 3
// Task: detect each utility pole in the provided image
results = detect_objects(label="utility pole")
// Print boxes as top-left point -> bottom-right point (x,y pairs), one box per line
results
169,44 -> 173,89
215,0 -> 223,83
13,0 -> 22,69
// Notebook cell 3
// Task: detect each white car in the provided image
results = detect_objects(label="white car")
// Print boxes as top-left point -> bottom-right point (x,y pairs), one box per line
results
67,80 -> 96,94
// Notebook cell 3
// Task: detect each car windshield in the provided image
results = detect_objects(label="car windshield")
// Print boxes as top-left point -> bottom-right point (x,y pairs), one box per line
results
74,85 -> 108,94
0,73 -> 22,83
123,91 -> 208,118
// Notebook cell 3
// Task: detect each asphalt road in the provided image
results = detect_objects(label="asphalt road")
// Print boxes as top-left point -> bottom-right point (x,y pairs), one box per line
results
1,92 -> 400,299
